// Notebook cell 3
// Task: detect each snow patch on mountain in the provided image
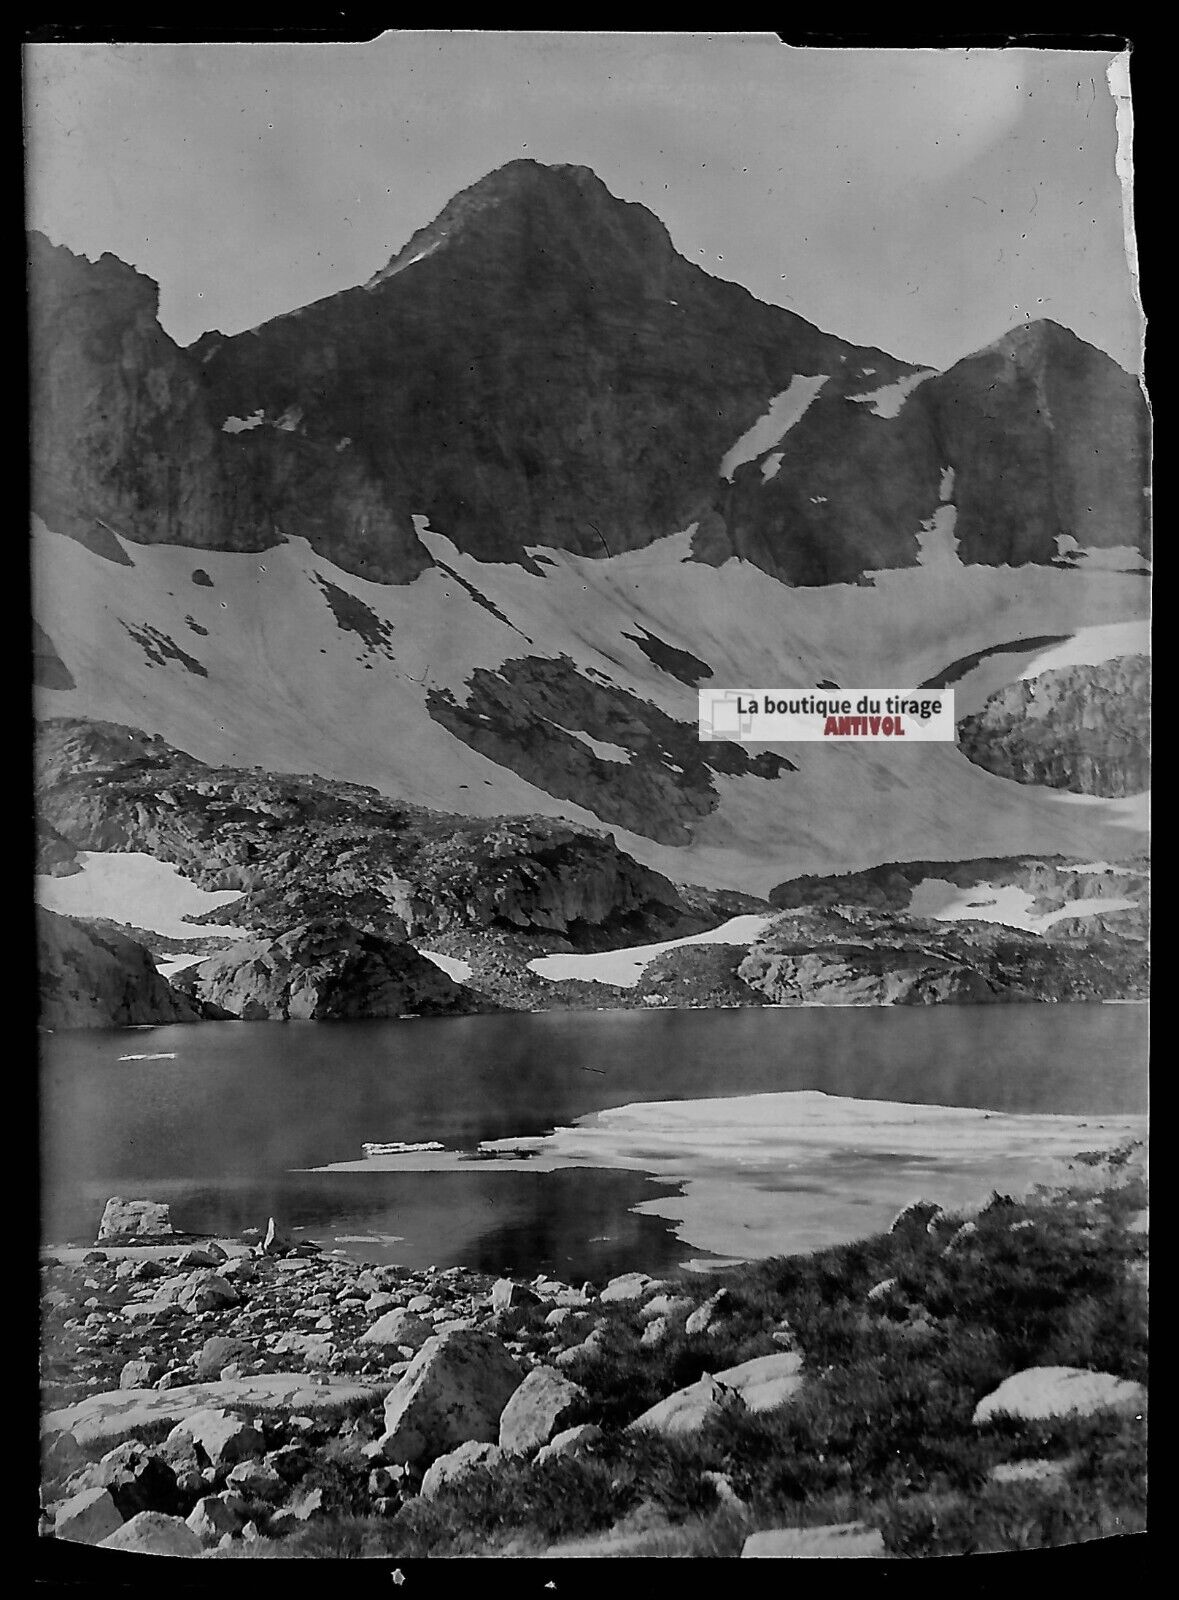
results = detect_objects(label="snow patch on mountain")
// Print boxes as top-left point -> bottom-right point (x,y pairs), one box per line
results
221,411 -> 264,434
528,913 -> 773,986
414,950 -> 473,982
1054,535 -> 1150,573
547,723 -> 633,763
847,370 -> 936,418
35,850 -> 246,940
1017,621 -> 1150,679
907,878 -> 1138,933
719,375 -> 827,481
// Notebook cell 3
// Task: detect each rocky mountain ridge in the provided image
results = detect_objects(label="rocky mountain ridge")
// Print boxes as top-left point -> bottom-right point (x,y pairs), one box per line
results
30,160 -> 1149,591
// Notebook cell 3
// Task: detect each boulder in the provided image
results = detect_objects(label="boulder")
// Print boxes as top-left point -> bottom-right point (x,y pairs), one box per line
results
98,1510 -> 203,1557
376,1329 -> 524,1466
94,1440 -> 181,1516
640,1317 -> 670,1349
599,1272 -> 650,1304
420,1440 -> 503,1499
96,1197 -> 173,1244
119,1359 -> 163,1390
535,1424 -> 602,1467
167,1408 -> 263,1469
176,1272 -> 239,1313
262,1217 -> 290,1256
627,1376 -> 745,1438
888,1198 -> 943,1236
499,1367 -> 586,1455
225,1459 -> 285,1501
178,1245 -> 228,1268
54,1486 -> 122,1545
741,1522 -> 886,1558
41,1428 -> 85,1478
193,1336 -> 257,1382
712,1352 -> 806,1414
639,1294 -> 692,1323
270,1331 -> 334,1365
972,1367 -> 1148,1425
264,1486 -> 328,1534
684,1288 -> 732,1336
359,1308 -> 435,1349
490,1278 -> 541,1312
186,1491 -> 249,1547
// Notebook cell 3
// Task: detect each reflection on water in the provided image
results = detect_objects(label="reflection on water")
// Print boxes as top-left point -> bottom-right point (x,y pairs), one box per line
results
40,1004 -> 1146,1276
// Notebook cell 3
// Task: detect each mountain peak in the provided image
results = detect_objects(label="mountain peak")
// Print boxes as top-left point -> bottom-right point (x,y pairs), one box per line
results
366,159 -> 672,289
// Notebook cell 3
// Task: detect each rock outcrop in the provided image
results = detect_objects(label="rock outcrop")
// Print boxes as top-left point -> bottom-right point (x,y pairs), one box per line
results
177,921 -> 471,1021
36,717 -> 703,949
958,655 -> 1150,796
37,908 -> 205,1028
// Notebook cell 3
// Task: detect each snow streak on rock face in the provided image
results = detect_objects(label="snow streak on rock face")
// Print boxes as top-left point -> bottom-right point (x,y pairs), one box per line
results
846,370 -> 936,418
719,375 -> 828,481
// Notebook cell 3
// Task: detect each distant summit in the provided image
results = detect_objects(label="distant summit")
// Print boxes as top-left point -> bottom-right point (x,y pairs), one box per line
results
29,160 -> 1149,585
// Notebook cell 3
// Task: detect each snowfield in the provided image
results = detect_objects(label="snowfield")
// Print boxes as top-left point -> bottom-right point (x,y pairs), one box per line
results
33,514 -> 1149,895
35,850 -> 246,940
527,913 -> 774,988
907,878 -> 1139,934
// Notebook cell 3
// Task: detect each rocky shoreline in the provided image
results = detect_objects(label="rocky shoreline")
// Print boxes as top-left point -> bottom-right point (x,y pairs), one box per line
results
39,1145 -> 1148,1561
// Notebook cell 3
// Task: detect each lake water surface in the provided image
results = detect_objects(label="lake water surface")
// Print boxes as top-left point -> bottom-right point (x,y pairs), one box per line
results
40,1004 -> 1147,1281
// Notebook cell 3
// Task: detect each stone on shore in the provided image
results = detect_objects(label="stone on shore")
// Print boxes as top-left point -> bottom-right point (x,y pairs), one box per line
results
599,1272 -> 653,1304
96,1198 -> 174,1244
741,1522 -> 886,1558
377,1329 -> 524,1466
490,1278 -> 540,1312
499,1367 -> 586,1454
98,1510 -> 203,1557
972,1367 -> 1147,1425
54,1486 -> 122,1545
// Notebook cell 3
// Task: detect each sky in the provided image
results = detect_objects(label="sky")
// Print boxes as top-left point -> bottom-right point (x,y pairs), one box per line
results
23,32 -> 1143,373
